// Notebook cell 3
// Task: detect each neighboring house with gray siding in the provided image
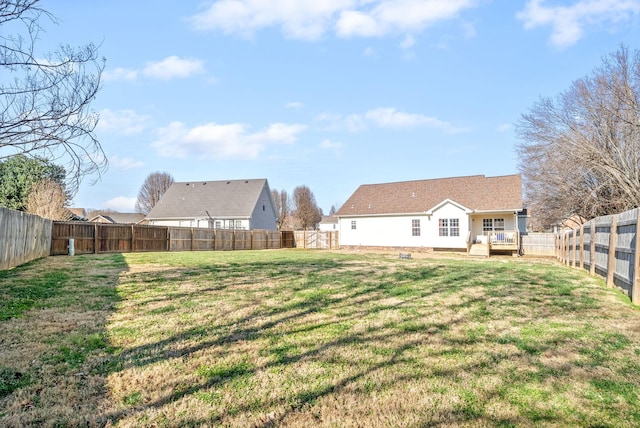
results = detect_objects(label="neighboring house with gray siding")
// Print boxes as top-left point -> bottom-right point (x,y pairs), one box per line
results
146,179 -> 277,230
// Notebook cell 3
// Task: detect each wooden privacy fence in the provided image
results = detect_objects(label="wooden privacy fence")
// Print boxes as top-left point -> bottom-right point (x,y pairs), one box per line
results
0,207 -> 52,270
522,233 -> 556,257
293,230 -> 339,249
169,228 -> 286,252
557,208 -> 640,304
51,222 -> 168,255
50,222 -> 303,255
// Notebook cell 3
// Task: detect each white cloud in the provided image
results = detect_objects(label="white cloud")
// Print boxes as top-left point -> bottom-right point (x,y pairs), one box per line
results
517,0 -> 640,48
362,46 -> 378,57
316,107 -> 467,133
105,196 -> 137,212
497,123 -> 513,133
97,109 -> 150,135
191,0 -> 478,40
110,156 -> 144,170
103,67 -> 138,81
151,121 -> 307,159
400,34 -> 416,50
285,101 -> 304,109
320,139 -> 343,149
320,139 -> 343,157
142,56 -> 205,80
104,56 -> 206,82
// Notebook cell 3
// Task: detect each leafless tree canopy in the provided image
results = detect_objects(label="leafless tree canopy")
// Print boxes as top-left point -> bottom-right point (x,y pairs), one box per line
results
135,171 -> 174,214
271,189 -> 291,230
516,45 -> 640,230
293,185 -> 322,230
0,0 -> 106,196
25,179 -> 72,220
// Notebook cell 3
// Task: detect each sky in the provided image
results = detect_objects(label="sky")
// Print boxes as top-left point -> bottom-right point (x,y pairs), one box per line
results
34,0 -> 640,214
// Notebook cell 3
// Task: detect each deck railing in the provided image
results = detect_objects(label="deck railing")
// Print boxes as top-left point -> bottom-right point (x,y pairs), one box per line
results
488,230 -> 519,248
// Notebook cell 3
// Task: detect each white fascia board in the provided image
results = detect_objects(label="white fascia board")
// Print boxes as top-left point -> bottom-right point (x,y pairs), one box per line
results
472,209 -> 520,214
425,199 -> 472,215
336,212 -> 426,219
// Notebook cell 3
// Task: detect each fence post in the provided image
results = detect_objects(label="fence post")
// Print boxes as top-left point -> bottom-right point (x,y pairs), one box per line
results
579,224 -> 585,269
94,223 -> 98,254
633,210 -> 640,305
590,222 -> 596,275
571,229 -> 578,267
131,224 -> 135,253
606,216 -> 618,288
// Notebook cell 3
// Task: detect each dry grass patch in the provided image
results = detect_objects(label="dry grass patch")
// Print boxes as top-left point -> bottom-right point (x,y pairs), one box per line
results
2,250 -> 640,427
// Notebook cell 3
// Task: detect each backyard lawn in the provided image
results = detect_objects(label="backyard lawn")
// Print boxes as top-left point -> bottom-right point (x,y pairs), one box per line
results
1,249 -> 640,427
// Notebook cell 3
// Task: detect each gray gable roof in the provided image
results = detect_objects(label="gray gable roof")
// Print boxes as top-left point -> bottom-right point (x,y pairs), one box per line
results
147,179 -> 271,219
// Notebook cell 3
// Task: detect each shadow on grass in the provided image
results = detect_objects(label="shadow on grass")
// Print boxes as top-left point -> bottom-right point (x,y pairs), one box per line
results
0,254 -> 128,426
47,252 -> 639,427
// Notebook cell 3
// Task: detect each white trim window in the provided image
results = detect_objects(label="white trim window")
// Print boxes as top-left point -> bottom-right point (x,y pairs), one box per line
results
412,219 -> 421,236
439,218 -> 460,237
483,218 -> 505,232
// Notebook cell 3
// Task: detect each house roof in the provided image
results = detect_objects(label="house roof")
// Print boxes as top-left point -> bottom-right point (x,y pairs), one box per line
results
319,215 -> 338,224
336,174 -> 523,217
90,213 -> 146,224
146,179 -> 271,219
68,208 -> 87,220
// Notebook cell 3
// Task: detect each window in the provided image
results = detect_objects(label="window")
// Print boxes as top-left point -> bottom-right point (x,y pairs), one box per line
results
351,220 -> 357,230
412,219 -> 421,236
440,218 -> 460,237
450,218 -> 460,236
483,218 -> 505,232
215,221 -> 221,229
439,218 -> 449,237
235,220 -> 242,229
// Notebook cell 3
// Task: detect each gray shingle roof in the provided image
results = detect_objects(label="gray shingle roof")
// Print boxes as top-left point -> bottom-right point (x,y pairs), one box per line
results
336,174 -> 522,216
146,179 -> 269,219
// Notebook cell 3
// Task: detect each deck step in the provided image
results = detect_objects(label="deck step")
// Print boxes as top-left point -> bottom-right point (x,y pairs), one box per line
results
468,243 -> 489,257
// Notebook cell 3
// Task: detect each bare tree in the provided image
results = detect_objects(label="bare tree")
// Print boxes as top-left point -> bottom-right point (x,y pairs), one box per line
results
271,189 -> 291,229
135,171 -> 174,214
516,45 -> 640,229
0,0 -> 106,196
293,185 -> 322,230
25,180 -> 73,220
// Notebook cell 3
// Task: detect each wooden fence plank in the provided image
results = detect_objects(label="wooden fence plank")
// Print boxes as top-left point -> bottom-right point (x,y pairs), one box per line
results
0,207 -> 52,270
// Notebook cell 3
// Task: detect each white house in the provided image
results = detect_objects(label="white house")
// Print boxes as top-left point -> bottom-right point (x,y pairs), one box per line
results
146,179 -> 277,230
318,215 -> 339,232
336,174 -> 527,255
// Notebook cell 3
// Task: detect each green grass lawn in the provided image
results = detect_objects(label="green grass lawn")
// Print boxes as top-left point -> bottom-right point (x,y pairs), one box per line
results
1,250 -> 640,427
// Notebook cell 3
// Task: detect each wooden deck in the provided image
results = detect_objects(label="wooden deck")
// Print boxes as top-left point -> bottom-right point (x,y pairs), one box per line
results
468,231 -> 520,256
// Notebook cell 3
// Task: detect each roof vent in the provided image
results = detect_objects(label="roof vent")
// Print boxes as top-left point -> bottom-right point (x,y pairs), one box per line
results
203,182 -> 207,185
185,183 -> 190,186
245,180 -> 249,183
227,181 -> 231,184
